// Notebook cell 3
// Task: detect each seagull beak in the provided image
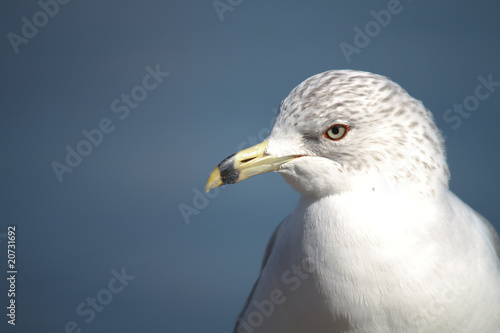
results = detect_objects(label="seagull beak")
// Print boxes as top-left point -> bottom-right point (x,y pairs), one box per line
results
206,140 -> 299,192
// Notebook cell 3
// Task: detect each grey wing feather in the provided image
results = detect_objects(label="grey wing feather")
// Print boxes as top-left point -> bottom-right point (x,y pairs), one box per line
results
233,216 -> 287,333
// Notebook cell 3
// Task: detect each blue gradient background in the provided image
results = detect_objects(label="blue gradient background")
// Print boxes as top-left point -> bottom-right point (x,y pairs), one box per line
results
1,1 -> 499,332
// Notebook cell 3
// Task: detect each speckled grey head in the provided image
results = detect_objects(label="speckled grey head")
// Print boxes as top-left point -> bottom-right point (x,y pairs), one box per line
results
266,70 -> 450,197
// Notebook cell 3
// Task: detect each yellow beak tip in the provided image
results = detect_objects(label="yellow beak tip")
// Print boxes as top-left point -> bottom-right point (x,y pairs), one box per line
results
206,167 -> 223,192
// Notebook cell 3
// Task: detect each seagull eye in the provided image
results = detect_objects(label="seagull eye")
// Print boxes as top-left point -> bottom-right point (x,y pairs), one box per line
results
324,124 -> 349,141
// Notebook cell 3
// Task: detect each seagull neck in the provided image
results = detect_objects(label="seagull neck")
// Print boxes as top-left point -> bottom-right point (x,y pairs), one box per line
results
286,188 -> 451,294
292,186 -> 448,246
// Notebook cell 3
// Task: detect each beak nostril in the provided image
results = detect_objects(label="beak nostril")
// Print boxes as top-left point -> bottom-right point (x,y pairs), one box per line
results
206,139 -> 295,191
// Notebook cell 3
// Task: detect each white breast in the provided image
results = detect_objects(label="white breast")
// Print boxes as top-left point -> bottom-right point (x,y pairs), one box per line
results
240,187 -> 500,332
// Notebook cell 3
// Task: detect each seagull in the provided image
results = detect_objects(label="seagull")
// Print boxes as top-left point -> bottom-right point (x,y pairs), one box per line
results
206,70 -> 500,332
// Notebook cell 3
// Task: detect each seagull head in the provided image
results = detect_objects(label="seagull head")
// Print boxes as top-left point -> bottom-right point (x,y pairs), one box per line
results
207,70 -> 449,198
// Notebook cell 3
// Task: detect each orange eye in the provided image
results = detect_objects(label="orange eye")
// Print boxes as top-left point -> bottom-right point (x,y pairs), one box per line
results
324,124 -> 349,141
